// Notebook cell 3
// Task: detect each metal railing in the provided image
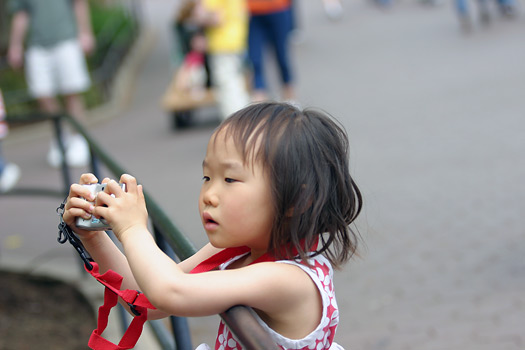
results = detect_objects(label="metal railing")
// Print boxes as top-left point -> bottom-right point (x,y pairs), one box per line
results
3,112 -> 279,350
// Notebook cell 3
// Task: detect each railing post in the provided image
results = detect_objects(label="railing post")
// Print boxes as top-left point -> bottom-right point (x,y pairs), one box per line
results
221,306 -> 281,350
51,114 -> 72,195
169,316 -> 193,350
154,226 -> 193,350
90,152 -> 102,181
52,114 -> 90,275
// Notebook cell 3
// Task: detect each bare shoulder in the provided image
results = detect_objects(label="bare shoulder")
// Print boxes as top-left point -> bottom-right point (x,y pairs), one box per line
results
241,261 -> 324,339
238,261 -> 320,312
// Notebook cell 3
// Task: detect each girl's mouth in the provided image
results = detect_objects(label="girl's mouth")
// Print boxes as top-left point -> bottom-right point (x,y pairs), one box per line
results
203,212 -> 219,230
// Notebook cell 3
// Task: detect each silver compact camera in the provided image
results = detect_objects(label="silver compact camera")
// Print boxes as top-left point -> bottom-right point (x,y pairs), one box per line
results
75,183 -> 126,231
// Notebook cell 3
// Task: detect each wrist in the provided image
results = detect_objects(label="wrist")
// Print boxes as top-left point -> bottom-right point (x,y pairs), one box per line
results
78,230 -> 107,247
118,225 -> 149,245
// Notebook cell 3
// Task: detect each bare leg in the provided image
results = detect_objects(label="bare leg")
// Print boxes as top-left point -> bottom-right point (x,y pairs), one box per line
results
63,93 -> 90,167
38,96 -> 67,167
41,94 -> 90,167
37,96 -> 61,115
64,93 -> 87,124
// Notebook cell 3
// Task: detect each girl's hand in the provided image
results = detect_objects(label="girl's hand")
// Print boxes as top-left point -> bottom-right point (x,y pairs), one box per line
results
93,174 -> 149,242
62,173 -> 101,237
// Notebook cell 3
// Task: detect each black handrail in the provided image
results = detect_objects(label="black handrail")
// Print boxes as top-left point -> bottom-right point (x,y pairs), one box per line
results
3,112 -> 280,350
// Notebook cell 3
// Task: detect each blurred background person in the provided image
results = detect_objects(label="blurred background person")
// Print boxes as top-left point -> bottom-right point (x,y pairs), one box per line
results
455,0 -> 516,30
192,0 -> 250,120
247,0 -> 296,103
173,29 -> 208,100
7,0 -> 95,168
322,0 -> 343,20
0,89 -> 21,193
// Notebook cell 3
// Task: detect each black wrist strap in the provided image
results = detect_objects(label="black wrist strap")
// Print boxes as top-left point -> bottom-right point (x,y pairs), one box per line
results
56,196 -> 94,270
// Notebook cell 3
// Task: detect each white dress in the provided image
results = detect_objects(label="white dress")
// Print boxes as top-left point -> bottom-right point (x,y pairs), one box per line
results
196,253 -> 345,350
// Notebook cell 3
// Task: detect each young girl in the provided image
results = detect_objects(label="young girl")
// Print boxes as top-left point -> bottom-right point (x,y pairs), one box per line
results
63,102 -> 362,349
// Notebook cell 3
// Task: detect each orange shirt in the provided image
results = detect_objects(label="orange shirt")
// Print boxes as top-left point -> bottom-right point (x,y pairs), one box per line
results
248,0 -> 291,14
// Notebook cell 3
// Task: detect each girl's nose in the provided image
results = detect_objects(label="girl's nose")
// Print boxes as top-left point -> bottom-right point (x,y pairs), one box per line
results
201,186 -> 219,207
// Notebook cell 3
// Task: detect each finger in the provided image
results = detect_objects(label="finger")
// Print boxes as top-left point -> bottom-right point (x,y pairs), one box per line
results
65,189 -> 95,209
137,184 -> 145,201
66,206 -> 94,222
105,179 -> 126,197
70,183 -> 95,202
95,190 -> 113,207
63,197 -> 95,224
79,173 -> 98,185
120,174 -> 137,193
93,205 -> 109,222
101,177 -> 111,184
66,195 -> 95,213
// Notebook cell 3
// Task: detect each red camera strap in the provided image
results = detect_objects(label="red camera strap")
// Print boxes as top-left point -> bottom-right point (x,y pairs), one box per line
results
84,241 -> 316,349
85,262 -> 156,350
190,246 -> 275,273
84,247 -> 257,350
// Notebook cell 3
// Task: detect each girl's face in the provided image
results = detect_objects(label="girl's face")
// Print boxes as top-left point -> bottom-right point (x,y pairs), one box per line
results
199,130 -> 274,253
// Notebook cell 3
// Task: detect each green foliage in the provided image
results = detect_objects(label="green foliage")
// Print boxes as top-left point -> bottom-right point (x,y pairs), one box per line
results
88,0 -> 138,69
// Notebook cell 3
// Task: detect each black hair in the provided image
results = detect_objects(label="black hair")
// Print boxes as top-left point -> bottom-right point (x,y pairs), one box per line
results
215,102 -> 362,268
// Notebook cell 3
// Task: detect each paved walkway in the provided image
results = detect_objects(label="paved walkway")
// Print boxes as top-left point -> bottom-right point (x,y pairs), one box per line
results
1,0 -> 525,349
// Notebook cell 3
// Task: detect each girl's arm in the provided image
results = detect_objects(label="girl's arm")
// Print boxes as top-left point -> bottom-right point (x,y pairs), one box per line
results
119,228 -> 322,336
92,175 -> 320,330
63,174 -> 221,319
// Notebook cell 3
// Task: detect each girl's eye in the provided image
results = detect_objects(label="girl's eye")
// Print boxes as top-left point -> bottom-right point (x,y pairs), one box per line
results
225,178 -> 237,183
202,176 -> 210,182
